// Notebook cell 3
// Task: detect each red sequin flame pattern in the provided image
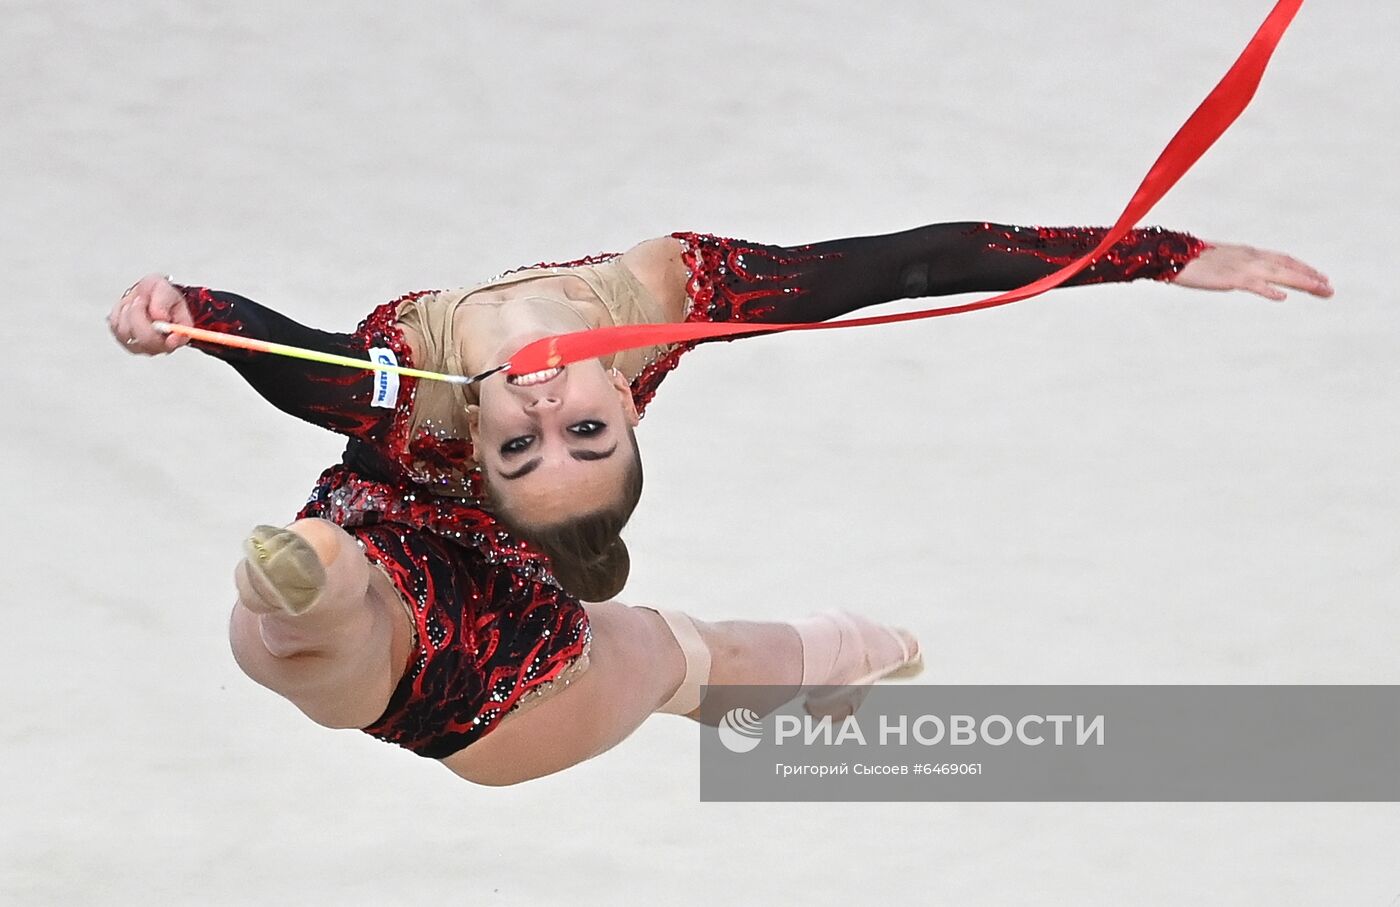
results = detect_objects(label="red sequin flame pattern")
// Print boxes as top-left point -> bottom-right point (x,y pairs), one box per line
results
297,463 -> 587,758
180,285 -> 415,442
969,224 -> 1206,284
627,233 -> 841,414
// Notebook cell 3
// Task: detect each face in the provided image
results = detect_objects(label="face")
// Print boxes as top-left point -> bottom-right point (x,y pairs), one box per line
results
468,360 -> 640,526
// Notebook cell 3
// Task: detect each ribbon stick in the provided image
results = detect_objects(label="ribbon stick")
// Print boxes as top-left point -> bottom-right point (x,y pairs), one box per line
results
153,321 -> 501,385
507,0 -> 1305,375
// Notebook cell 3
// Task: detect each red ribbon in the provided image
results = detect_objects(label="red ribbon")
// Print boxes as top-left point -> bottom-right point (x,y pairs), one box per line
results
509,0 -> 1305,375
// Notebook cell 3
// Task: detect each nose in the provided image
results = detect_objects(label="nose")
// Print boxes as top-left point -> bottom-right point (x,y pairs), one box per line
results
528,395 -> 561,410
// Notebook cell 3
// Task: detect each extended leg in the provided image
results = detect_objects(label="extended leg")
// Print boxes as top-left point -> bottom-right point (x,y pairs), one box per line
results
229,518 -> 413,730
443,604 -> 919,786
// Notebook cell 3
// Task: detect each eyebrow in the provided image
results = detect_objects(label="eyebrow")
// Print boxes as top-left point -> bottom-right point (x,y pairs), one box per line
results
571,442 -> 618,463
499,458 -> 542,481
497,443 -> 617,481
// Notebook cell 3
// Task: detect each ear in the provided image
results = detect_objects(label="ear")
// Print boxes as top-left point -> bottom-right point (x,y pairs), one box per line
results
610,368 -> 640,428
464,405 -> 481,467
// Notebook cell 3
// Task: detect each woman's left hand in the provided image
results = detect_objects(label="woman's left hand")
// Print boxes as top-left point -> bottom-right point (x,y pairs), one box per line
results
1174,243 -> 1333,301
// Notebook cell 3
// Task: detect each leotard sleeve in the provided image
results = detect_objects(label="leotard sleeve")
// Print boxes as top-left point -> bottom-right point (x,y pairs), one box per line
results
674,222 -> 1207,326
176,285 -> 414,442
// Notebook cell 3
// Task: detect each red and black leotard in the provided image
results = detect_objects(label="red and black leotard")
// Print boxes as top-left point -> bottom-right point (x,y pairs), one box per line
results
182,220 -> 1203,759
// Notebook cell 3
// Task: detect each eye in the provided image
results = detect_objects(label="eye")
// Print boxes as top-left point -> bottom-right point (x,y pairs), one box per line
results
569,420 -> 606,436
500,435 -> 535,455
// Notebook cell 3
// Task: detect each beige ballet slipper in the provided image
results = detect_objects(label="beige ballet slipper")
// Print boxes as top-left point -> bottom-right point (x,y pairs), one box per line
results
235,524 -> 328,616
792,610 -> 923,719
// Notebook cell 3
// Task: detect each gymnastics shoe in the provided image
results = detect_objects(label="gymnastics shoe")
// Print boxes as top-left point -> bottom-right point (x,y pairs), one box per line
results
237,524 -> 327,615
792,610 -> 923,719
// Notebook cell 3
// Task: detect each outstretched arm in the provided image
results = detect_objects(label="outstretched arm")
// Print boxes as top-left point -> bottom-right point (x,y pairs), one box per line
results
109,274 -> 408,441
654,223 -> 1331,325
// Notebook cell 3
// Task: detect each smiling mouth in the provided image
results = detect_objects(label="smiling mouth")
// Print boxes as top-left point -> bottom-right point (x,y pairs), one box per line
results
506,366 -> 564,387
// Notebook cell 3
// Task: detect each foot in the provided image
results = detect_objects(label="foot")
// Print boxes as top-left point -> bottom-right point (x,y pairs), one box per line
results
795,611 -> 922,719
235,524 -> 327,615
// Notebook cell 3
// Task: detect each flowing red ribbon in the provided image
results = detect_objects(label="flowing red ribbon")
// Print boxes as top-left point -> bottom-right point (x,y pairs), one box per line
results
509,0 -> 1304,375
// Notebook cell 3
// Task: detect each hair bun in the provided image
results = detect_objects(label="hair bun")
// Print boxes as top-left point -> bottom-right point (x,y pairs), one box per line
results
553,537 -> 629,602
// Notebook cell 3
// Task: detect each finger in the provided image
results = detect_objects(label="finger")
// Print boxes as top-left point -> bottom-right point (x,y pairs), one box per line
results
148,284 -> 174,322
111,314 -> 133,350
1248,279 -> 1287,302
163,328 -> 189,353
111,277 -> 146,333
135,273 -> 166,296
153,317 -> 190,352
1277,255 -> 1334,295
113,282 -> 137,317
115,296 -> 139,348
147,284 -> 179,351
1302,267 -> 1334,297
1267,262 -> 1332,298
1280,254 -> 1328,282
147,276 -> 184,316
128,297 -> 162,350
157,283 -> 195,350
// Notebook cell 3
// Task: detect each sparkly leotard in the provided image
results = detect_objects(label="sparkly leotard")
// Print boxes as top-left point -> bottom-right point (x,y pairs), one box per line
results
183,221 -> 1202,759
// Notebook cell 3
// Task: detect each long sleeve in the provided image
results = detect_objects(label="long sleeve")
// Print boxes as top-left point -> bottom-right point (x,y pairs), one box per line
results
675,222 -> 1207,325
177,285 -> 412,442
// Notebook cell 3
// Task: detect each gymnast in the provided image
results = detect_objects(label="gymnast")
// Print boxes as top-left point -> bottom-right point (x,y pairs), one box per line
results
109,220 -> 1329,785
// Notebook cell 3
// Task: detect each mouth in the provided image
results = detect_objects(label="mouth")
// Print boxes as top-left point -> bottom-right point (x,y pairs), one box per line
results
506,366 -> 563,387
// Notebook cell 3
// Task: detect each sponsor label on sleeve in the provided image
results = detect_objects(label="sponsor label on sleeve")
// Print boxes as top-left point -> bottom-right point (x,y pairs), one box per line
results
368,347 -> 400,409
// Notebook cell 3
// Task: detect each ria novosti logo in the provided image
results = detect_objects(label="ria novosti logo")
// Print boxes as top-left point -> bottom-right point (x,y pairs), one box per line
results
715,706 -> 1107,754
717,708 -> 764,753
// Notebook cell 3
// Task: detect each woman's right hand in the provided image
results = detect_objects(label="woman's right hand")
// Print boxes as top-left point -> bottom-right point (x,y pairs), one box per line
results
108,273 -> 194,355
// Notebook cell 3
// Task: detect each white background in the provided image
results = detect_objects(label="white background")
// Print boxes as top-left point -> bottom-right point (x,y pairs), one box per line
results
2,2 -> 1396,904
